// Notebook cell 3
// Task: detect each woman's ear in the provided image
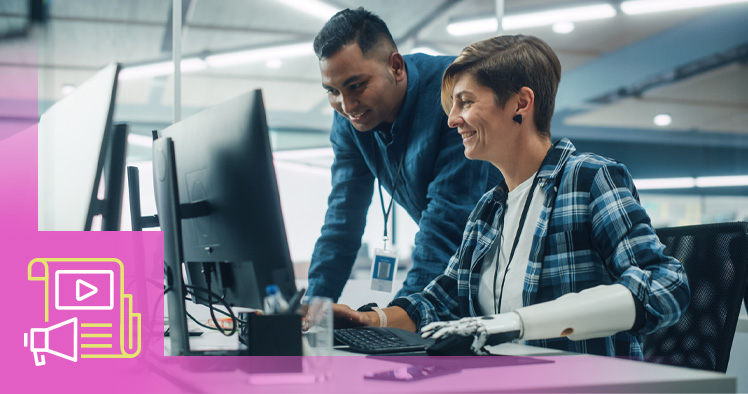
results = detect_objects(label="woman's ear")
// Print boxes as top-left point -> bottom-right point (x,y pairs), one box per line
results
515,86 -> 535,120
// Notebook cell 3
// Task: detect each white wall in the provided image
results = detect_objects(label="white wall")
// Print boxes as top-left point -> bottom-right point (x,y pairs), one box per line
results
274,158 -> 419,268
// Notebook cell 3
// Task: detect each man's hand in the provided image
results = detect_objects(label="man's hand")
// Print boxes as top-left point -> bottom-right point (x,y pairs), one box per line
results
421,313 -> 523,355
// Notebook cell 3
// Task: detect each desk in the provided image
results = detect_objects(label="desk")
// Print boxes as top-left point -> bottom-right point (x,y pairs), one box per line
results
160,331 -> 736,393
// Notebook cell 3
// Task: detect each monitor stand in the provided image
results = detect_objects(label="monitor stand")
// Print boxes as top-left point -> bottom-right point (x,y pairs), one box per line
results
147,136 -> 241,356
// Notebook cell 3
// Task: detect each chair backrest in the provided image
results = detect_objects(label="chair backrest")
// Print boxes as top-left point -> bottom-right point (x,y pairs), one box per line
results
643,221 -> 748,372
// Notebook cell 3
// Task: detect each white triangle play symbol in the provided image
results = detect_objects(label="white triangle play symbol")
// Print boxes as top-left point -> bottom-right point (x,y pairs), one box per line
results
76,279 -> 98,301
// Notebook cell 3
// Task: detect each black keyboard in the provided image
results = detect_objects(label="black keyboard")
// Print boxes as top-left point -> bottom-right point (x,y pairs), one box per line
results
334,327 -> 435,354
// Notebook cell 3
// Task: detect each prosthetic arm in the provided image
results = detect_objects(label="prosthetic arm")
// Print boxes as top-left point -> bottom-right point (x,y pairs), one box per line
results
422,284 -> 637,355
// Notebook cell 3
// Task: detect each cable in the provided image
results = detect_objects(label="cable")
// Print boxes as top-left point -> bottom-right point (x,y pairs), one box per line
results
183,284 -> 239,336
202,265 -> 231,336
183,287 -> 247,323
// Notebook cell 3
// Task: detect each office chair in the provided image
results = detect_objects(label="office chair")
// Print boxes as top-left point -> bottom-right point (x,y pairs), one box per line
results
642,222 -> 748,373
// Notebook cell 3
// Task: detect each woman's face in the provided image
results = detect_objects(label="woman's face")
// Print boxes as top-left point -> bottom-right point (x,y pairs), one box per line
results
447,74 -> 515,165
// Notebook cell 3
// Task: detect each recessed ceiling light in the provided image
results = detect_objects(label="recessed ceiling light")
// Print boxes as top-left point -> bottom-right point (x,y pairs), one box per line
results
653,114 -> 672,126
61,84 -> 76,96
266,59 -> 283,69
552,22 -> 575,34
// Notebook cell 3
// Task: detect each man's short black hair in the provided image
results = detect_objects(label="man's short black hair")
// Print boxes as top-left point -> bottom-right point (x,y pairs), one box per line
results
313,7 -> 397,60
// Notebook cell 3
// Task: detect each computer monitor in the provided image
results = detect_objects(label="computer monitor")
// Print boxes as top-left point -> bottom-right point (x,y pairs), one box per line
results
38,63 -> 127,231
153,90 -> 297,354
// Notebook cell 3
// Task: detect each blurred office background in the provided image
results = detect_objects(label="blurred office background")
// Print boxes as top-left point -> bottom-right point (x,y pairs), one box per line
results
1,0 -> 746,382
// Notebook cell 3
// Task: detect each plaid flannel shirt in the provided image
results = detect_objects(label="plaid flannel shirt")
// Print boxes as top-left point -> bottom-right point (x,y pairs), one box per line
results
391,138 -> 690,358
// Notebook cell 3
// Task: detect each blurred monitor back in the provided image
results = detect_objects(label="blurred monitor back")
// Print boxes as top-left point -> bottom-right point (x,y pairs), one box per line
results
38,63 -> 127,231
154,89 -> 296,308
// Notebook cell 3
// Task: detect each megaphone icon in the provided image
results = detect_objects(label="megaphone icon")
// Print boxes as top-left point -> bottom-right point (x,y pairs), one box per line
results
24,317 -> 78,366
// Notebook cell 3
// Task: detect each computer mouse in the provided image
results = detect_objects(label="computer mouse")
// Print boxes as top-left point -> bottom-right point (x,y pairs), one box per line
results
425,334 -> 475,356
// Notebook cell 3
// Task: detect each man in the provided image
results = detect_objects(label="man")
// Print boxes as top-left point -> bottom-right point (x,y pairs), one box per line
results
306,7 -> 499,301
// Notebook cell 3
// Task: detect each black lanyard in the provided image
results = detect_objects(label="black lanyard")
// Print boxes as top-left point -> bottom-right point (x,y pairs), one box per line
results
493,173 -> 540,314
372,135 -> 406,250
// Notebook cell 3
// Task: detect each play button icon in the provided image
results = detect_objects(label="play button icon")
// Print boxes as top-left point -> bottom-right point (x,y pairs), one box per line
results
76,279 -> 98,301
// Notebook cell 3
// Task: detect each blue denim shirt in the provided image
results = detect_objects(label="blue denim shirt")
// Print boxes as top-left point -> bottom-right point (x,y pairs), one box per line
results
391,139 -> 690,358
307,54 -> 501,301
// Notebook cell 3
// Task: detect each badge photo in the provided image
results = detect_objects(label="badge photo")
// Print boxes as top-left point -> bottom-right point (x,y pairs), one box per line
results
370,248 -> 397,292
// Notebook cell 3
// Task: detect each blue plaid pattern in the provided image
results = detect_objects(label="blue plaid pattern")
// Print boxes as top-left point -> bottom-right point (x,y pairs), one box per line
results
391,139 -> 690,358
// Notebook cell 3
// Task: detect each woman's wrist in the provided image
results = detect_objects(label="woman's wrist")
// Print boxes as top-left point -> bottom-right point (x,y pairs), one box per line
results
364,311 -> 379,327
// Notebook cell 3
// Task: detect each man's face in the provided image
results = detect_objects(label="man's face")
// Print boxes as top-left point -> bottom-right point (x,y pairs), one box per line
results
319,43 -> 404,131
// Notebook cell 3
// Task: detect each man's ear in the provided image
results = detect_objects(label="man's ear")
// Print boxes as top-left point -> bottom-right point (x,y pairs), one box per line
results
515,86 -> 535,119
389,52 -> 406,83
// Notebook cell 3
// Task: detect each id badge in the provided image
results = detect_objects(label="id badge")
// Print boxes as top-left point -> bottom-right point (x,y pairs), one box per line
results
370,248 -> 397,292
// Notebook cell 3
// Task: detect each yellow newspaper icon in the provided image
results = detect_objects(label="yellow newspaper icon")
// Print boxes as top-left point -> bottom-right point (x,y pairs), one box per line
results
26,258 -> 141,363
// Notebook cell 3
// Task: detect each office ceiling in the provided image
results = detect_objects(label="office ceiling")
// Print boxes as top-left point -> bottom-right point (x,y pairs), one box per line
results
1,0 -> 747,177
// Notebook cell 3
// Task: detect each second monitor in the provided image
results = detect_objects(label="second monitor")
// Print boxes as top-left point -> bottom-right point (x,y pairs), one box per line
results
154,89 -> 297,314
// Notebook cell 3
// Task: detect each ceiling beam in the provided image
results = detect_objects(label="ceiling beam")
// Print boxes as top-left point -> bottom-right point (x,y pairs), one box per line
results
589,43 -> 748,105
555,4 -> 748,114
395,0 -> 461,44
552,120 -> 748,149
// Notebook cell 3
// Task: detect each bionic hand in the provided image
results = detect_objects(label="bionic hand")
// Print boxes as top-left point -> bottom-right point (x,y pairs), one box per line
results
421,284 -> 637,355
422,313 -> 523,355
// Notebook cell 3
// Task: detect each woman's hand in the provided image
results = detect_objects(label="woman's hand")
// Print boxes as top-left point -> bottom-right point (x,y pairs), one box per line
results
332,303 -> 376,328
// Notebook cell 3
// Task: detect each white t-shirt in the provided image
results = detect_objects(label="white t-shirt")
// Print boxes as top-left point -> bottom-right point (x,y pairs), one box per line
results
478,173 -> 545,315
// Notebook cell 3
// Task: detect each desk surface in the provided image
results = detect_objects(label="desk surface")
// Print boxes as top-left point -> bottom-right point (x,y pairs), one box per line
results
160,331 -> 736,393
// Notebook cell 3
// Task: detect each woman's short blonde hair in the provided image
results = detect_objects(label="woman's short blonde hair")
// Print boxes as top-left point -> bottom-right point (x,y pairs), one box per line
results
441,35 -> 561,138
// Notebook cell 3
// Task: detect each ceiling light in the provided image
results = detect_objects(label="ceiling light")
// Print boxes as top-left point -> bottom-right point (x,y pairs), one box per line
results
634,175 -> 748,190
119,58 -> 206,81
695,175 -> 748,188
273,0 -> 339,20
552,22 -> 576,34
61,84 -> 76,96
447,17 -> 497,36
621,0 -> 748,15
653,114 -> 672,126
266,59 -> 283,69
410,46 -> 446,56
205,43 -> 314,68
504,4 -> 616,30
447,3 -> 616,36
634,177 -> 696,190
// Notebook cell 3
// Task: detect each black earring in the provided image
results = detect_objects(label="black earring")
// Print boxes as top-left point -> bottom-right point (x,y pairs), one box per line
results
513,114 -> 522,124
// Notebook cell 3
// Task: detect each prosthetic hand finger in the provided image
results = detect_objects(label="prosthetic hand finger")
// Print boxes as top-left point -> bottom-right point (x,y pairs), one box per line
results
429,317 -> 483,339
423,314 -> 523,356
421,321 -> 450,338
465,313 -> 523,352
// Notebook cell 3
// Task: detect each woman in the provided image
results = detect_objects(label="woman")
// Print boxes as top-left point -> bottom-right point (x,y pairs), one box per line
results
333,35 -> 690,358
